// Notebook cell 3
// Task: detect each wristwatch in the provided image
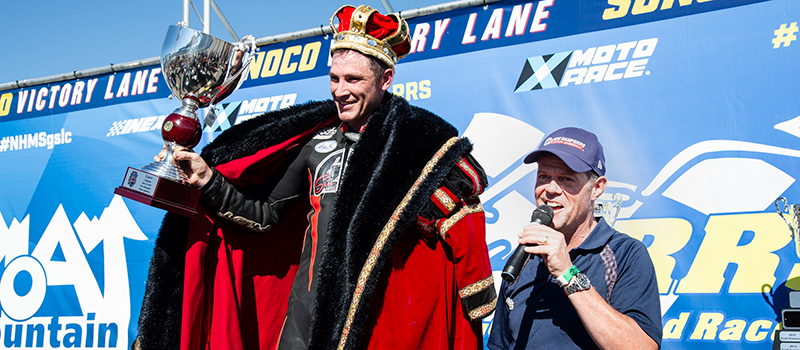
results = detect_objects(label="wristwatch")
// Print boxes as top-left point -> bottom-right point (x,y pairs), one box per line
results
564,273 -> 591,295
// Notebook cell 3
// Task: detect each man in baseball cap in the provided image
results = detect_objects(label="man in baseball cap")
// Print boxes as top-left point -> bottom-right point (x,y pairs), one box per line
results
489,127 -> 662,350
523,126 -> 606,176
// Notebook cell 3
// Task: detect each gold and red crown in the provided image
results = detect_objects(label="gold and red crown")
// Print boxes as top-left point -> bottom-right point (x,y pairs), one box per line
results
329,4 -> 410,69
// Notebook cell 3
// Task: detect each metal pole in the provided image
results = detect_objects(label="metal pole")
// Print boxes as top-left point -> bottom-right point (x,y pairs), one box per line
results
183,0 -> 190,26
211,0 -> 239,42
380,0 -> 395,14
188,0 -> 204,27
203,0 -> 211,34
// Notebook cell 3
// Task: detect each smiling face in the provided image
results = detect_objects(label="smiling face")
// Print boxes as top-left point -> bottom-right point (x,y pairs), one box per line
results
329,50 -> 393,131
535,154 -> 607,241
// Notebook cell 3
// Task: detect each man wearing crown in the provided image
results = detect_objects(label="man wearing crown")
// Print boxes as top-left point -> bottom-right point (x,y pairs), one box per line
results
135,5 -> 496,350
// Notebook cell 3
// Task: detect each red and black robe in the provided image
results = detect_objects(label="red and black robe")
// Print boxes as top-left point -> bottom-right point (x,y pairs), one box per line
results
134,93 -> 496,350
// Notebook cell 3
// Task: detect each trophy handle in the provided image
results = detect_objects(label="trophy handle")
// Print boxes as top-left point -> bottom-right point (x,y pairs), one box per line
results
204,38 -> 256,127
608,193 -> 623,227
210,35 -> 257,108
775,197 -> 795,236
775,196 -> 800,259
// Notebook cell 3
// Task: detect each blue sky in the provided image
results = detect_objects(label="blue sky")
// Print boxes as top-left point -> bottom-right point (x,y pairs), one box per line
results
0,0 -> 435,85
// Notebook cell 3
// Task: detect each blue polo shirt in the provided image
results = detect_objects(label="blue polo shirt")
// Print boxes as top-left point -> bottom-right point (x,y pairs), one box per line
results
488,218 -> 662,349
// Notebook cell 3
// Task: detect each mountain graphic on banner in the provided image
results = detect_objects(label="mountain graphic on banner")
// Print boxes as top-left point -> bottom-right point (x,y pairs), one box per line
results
0,196 -> 148,348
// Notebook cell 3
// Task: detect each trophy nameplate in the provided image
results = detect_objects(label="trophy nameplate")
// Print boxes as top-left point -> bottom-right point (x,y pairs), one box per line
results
115,167 -> 201,218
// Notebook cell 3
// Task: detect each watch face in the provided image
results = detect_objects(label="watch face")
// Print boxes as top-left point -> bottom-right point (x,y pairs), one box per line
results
566,273 -> 591,295
578,274 -> 591,288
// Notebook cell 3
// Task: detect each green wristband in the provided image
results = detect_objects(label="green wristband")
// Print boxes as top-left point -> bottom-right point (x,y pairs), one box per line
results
556,265 -> 580,287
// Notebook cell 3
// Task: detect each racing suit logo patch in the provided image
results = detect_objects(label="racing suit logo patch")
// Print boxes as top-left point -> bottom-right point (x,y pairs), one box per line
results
313,149 -> 344,195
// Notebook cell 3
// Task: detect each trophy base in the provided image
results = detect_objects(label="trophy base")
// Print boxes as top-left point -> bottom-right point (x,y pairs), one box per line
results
115,167 -> 201,218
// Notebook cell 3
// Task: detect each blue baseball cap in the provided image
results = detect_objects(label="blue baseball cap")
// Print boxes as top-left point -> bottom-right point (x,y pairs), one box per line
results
523,127 -> 606,176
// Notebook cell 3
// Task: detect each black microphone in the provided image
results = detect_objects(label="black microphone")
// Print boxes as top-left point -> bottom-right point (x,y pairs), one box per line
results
501,204 -> 554,283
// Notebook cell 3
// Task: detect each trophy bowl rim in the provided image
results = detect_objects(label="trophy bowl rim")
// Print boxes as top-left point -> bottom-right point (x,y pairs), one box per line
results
160,24 -> 241,106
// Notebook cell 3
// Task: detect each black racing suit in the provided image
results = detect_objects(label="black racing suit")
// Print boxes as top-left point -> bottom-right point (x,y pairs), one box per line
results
200,123 -> 357,349
199,122 -> 487,349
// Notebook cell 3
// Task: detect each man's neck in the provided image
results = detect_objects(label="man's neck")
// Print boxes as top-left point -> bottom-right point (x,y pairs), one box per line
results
564,213 -> 598,251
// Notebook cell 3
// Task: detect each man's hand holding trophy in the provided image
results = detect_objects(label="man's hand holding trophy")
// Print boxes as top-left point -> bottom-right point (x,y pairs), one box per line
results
115,23 -> 255,217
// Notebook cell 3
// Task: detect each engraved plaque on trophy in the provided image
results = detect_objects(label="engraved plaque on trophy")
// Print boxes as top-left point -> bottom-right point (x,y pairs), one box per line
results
115,24 -> 255,218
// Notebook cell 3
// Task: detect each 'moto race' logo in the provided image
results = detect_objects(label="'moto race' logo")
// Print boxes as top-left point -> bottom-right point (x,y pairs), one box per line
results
514,38 -> 658,92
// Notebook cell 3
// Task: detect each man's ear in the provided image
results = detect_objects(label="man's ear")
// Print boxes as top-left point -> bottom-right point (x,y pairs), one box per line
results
590,176 -> 607,202
380,68 -> 394,91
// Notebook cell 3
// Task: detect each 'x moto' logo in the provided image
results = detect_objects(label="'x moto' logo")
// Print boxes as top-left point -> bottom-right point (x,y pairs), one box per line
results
514,52 -> 572,92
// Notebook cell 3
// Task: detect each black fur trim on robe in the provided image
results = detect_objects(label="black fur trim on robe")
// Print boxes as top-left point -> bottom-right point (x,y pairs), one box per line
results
135,93 -> 473,350
135,99 -> 338,350
307,94 -> 473,350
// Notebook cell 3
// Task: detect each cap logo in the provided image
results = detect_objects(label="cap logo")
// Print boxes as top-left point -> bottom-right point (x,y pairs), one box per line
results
544,136 -> 585,151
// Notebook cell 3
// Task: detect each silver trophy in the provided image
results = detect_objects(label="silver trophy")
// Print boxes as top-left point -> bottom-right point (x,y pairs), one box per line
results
143,24 -> 256,182
775,197 -> 800,258
594,192 -> 623,227
116,24 -> 256,217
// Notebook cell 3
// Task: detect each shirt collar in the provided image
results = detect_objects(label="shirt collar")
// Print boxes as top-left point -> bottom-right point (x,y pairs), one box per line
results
341,122 -> 368,133
575,217 -> 613,251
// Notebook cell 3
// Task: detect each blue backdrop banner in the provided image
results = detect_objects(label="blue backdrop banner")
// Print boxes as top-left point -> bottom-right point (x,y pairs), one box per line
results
0,0 -> 796,348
